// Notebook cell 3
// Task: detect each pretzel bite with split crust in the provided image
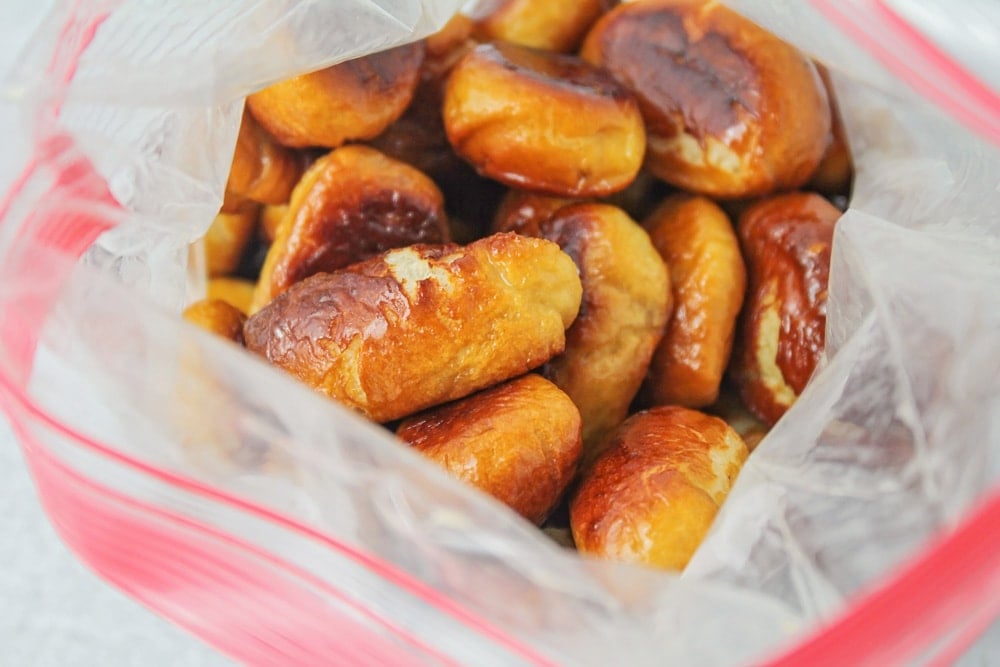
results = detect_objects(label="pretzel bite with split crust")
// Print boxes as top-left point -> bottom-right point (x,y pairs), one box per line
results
581,0 -> 831,199
251,146 -> 449,313
443,42 -> 646,197
641,195 -> 746,408
472,0 -> 604,53
571,406 -> 748,571
530,203 -> 671,464
247,42 -> 424,149
731,192 -> 839,426
243,233 -> 583,423
397,374 -> 582,524
183,299 -> 246,344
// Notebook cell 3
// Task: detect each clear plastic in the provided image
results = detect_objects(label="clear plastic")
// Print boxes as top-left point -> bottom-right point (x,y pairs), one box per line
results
1,1 -> 998,665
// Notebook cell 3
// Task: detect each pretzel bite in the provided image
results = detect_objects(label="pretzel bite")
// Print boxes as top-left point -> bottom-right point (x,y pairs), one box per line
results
492,190 -> 578,235
244,233 -> 583,422
581,0 -> 831,199
183,299 -> 246,344
531,203 -> 671,461
206,277 -> 256,315
202,202 -> 259,277
641,195 -> 746,408
225,109 -> 303,207
443,42 -> 646,198
731,192 -> 839,426
424,13 -> 478,83
220,186 -> 250,215
259,204 -> 287,243
251,146 -> 449,312
809,116 -> 851,196
247,42 -> 424,149
570,406 -> 748,571
397,374 -> 582,524
472,0 -> 604,53
809,65 -> 853,195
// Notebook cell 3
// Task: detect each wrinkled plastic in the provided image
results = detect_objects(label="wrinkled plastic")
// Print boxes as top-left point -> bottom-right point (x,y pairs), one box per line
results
1,1 -> 999,665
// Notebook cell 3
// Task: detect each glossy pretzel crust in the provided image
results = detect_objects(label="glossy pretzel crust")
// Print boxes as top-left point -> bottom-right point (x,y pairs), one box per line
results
244,233 -> 583,422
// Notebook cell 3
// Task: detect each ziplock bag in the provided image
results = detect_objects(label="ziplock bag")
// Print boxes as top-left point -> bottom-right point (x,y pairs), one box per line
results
1,0 -> 999,664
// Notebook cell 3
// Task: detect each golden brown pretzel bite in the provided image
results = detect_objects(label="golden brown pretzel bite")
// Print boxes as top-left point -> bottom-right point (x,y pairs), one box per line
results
226,109 -> 303,206
220,186 -> 250,215
570,405 -> 748,571
259,204 -> 287,244
534,203 -> 671,463
183,299 -> 247,344
247,42 -> 424,149
581,0 -> 831,199
472,0 -> 604,53
641,194 -> 746,408
202,203 -> 259,277
206,278 -> 256,316
423,13 -> 478,83
443,42 -> 646,198
730,192 -> 839,426
244,233 -> 583,422
251,146 -> 449,312
809,65 -> 854,195
397,374 -> 582,525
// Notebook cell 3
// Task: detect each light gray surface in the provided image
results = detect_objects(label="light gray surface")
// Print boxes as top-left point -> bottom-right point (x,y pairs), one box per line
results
0,2 -> 229,665
0,417 -> 231,666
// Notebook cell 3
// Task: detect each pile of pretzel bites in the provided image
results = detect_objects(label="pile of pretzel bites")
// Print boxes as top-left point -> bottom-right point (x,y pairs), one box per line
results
185,0 -> 851,572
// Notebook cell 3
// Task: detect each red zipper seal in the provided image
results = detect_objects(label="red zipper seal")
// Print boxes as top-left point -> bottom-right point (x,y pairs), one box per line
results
809,0 -> 1000,147
765,486 -> 1000,665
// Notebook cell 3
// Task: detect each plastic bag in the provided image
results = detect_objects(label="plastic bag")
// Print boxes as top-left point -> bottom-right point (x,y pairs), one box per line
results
1,1 -> 998,664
